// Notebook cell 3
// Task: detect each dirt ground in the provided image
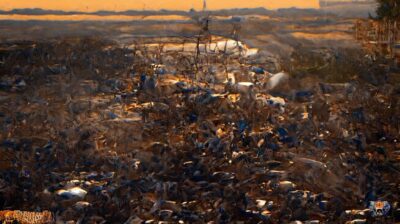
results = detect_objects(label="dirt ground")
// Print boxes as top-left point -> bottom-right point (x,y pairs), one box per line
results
0,13 -> 360,58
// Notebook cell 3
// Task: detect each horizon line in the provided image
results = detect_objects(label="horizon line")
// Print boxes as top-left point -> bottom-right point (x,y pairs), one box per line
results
0,6 -> 319,13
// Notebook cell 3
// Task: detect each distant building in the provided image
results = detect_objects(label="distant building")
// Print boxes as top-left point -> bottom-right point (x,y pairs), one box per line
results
320,0 -> 376,7
320,0 -> 376,17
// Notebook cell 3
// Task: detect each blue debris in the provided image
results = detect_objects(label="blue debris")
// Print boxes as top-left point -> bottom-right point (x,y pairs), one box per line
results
1,139 -> 18,150
154,67 -> 166,75
364,190 -> 377,205
237,120 -> 249,134
352,134 -> 366,151
145,77 -> 157,90
295,90 -> 313,101
281,136 -> 297,147
108,112 -> 118,120
0,81 -> 11,91
188,113 -> 198,123
139,73 -> 147,89
42,141 -> 53,150
319,83 -> 334,93
314,139 -> 325,149
351,107 -> 365,123
319,200 -> 328,211
277,127 -> 288,137
266,142 -> 279,151
251,67 -> 265,74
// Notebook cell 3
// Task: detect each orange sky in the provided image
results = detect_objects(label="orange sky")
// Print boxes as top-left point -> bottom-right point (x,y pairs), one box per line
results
0,0 -> 319,12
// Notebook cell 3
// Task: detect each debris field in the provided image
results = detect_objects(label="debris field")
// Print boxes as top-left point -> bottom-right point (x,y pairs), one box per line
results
0,36 -> 400,223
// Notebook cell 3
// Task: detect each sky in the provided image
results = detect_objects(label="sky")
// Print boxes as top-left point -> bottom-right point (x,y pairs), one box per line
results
0,0 -> 320,12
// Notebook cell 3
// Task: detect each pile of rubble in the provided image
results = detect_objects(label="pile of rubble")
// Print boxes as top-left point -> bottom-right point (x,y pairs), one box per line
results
0,37 -> 399,223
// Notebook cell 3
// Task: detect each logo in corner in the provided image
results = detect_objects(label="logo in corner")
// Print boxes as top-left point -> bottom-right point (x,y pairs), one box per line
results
369,201 -> 391,217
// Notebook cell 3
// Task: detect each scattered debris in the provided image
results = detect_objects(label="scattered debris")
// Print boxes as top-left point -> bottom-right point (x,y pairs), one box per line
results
0,36 -> 399,223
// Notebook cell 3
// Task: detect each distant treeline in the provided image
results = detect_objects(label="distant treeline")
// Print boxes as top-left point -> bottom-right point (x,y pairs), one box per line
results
0,7 -> 324,17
